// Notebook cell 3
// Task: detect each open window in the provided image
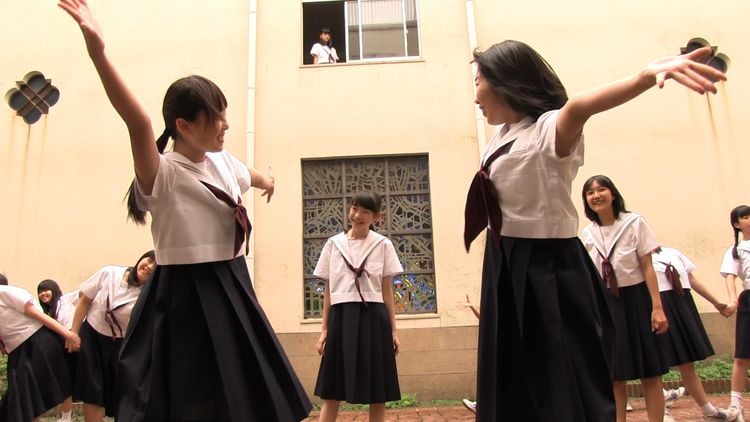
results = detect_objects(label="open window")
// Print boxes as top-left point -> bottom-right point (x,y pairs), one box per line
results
303,0 -> 420,65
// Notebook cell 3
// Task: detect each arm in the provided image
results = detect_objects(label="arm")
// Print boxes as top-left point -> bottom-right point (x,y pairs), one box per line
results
382,275 -> 400,355
688,272 -> 727,312
724,274 -> 740,316
0,339 -> 6,355
70,294 -> 93,337
555,47 -> 726,157
640,253 -> 668,334
316,282 -> 331,355
24,302 -> 81,352
249,167 -> 275,203
312,54 -> 319,65
456,294 -> 480,319
58,0 -> 159,194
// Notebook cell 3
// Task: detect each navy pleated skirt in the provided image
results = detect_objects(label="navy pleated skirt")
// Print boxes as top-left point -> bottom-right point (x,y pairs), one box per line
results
314,302 -> 400,404
476,235 -> 615,421
656,289 -> 714,366
117,256 -> 312,422
735,290 -> 750,358
0,327 -> 71,422
74,322 -> 123,416
610,282 -> 668,380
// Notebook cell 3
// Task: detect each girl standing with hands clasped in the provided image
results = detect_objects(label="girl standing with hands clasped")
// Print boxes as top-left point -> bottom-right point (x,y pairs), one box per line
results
58,1 -> 312,420
723,205 -> 750,420
582,175 -> 669,422
70,251 -> 155,422
464,40 -> 723,421
0,274 -> 80,422
313,191 -> 402,422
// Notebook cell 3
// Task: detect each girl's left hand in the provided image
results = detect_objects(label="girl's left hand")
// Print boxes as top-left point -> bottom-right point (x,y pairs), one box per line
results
261,165 -> 275,203
392,332 -> 400,355
646,46 -> 726,94
651,308 -> 669,334
65,331 -> 82,353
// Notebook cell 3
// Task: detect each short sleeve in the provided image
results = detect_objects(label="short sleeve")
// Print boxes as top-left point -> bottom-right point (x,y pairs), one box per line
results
79,267 -> 106,300
536,110 -> 584,163
310,43 -> 322,57
676,251 -> 696,274
0,287 -> 33,313
720,247 -> 739,278
382,239 -> 404,278
634,216 -> 660,257
313,239 -> 333,280
135,154 -> 175,211
225,152 -> 252,194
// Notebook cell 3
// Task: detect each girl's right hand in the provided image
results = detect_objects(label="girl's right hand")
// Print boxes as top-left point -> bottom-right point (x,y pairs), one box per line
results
58,0 -> 105,58
64,331 -> 82,353
316,332 -> 327,356
722,302 -> 738,317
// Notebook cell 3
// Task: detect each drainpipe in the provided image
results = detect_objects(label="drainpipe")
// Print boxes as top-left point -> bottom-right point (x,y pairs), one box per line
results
465,0 -> 487,155
246,0 -> 258,282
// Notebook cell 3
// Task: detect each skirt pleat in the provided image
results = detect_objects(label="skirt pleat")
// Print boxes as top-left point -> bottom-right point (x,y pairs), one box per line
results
656,289 -> 714,366
735,290 -> 750,358
73,322 -> 122,416
0,327 -> 70,422
610,283 -> 669,380
314,302 -> 400,404
117,257 -> 312,422
476,235 -> 615,422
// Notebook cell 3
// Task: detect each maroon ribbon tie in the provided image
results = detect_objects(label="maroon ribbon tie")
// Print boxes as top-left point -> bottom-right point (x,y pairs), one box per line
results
201,182 -> 252,256
341,255 -> 371,307
662,262 -> 685,296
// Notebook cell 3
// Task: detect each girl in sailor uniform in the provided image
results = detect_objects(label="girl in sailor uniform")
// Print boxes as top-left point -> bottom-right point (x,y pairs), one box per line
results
0,275 -> 80,422
313,191 -> 403,422
582,175 -> 669,421
723,205 -> 750,419
70,251 -> 155,421
465,40 -> 723,421
37,279 -> 81,422
59,1 -> 313,420
651,247 -> 738,420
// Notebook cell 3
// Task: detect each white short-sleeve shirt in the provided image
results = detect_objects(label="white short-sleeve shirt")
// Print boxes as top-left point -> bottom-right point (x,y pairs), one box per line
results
79,266 -> 142,338
485,110 -> 584,239
314,231 -> 403,305
0,285 -> 43,353
310,43 -> 338,63
55,290 -> 80,330
720,246 -> 741,278
135,150 -> 252,265
736,240 -> 750,290
582,212 -> 660,287
652,247 -> 695,292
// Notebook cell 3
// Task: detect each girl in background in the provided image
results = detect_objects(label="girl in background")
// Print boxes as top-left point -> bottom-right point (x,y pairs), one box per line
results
37,279 -> 81,422
314,191 -> 402,422
652,247 -> 737,420
70,251 -> 155,422
581,175 -> 668,422
723,205 -> 750,420
0,274 -> 80,422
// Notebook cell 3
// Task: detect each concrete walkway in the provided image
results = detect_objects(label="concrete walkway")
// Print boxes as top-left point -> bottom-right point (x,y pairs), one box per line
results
302,395 -> 739,421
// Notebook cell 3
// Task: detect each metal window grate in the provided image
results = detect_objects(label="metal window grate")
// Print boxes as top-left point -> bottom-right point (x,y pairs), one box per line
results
5,72 -> 60,125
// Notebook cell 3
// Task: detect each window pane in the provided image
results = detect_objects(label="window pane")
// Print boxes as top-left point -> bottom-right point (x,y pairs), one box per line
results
393,273 -> 436,313
361,0 -> 405,59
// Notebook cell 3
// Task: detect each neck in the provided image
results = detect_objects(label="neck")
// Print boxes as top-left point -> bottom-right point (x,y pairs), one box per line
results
743,231 -> 750,241
347,227 -> 369,240
174,142 -> 206,163
597,210 -> 617,226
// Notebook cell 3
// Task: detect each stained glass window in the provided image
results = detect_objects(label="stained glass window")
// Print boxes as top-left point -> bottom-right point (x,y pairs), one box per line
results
302,155 -> 436,318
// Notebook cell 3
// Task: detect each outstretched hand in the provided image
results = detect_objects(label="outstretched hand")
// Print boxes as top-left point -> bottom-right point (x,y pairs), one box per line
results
58,0 -> 105,58
647,46 -> 726,94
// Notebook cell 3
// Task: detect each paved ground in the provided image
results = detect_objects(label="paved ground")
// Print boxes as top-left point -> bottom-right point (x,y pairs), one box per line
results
300,395 -> 740,421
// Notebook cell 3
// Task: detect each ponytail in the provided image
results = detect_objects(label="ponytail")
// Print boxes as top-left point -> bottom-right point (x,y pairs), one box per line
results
125,128 -> 171,225
733,228 -> 740,260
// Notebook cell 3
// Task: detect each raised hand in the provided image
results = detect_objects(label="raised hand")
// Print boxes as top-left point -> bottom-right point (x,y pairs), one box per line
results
646,46 -> 726,94
58,0 -> 105,58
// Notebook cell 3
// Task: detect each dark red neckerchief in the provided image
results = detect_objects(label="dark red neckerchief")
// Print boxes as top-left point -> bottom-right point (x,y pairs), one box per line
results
340,254 -> 370,307
660,262 -> 685,296
463,140 -> 516,251
200,181 -> 252,256
104,295 -> 125,339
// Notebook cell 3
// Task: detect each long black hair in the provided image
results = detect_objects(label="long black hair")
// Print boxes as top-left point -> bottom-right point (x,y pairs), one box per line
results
37,279 -> 63,319
581,175 -> 629,225
349,191 -> 383,231
126,250 -> 156,287
472,40 -> 568,120
0,274 -> 7,286
126,75 -> 228,224
730,205 -> 750,259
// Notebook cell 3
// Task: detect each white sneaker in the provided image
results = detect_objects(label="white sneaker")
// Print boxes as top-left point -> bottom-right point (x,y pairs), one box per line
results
729,406 -> 745,422
665,386 -> 686,408
705,406 -> 740,421
462,398 -> 477,413
626,402 -> 634,412
664,409 -> 677,422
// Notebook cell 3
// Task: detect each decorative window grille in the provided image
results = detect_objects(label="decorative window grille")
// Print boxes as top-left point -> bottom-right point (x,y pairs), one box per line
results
302,154 -> 436,318
5,72 -> 60,124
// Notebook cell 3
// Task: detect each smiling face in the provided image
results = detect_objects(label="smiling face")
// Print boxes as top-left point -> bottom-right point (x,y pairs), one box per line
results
473,68 -> 521,126
135,255 -> 156,285
584,180 -> 615,219
38,289 -> 53,304
348,204 -> 378,230
175,109 -> 228,161
734,213 -> 750,237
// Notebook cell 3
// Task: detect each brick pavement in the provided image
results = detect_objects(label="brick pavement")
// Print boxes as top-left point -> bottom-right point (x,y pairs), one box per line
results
303,395 -> 740,421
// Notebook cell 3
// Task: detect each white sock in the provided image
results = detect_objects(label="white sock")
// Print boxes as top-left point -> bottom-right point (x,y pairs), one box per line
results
731,391 -> 743,409
60,410 -> 72,422
702,402 -> 718,416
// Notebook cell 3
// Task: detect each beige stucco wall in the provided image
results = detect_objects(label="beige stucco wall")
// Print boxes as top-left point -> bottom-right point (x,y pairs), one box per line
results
1,1 -> 250,292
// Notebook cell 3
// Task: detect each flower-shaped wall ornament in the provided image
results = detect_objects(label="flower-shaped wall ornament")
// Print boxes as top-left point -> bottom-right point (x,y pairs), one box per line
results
5,71 -> 60,125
